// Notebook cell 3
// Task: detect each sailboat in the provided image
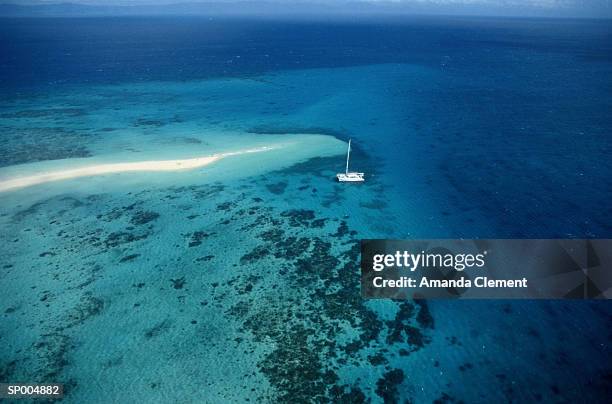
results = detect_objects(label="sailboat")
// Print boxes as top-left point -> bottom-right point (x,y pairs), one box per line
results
336,139 -> 365,182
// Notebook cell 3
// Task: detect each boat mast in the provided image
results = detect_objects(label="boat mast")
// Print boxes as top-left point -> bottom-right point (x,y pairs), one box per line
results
345,139 -> 351,174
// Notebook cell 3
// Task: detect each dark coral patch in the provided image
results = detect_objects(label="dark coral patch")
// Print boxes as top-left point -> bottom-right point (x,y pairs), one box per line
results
433,392 -> 459,404
187,231 -> 212,247
170,277 -> 186,290
329,386 -> 367,403
458,362 -> 474,372
119,254 -> 140,263
1,127 -> 91,167
332,221 -> 349,238
104,231 -> 148,248
375,369 -> 405,404
240,246 -> 270,264
256,324 -> 334,402
266,181 -> 288,195
415,300 -> 434,329
368,352 -> 388,366
144,319 -> 172,339
280,209 -> 316,227
63,295 -> 105,330
384,302 -> 430,350
130,211 -> 160,225
272,237 -> 311,261
216,201 -> 234,211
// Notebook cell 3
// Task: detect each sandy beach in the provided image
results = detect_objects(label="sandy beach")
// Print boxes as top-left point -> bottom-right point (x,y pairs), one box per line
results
0,145 -> 277,192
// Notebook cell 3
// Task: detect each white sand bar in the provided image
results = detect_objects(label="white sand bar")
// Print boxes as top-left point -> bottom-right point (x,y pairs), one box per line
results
0,146 -> 277,193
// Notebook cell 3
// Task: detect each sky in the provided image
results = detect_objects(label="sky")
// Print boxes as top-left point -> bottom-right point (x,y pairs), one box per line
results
4,0 -> 612,18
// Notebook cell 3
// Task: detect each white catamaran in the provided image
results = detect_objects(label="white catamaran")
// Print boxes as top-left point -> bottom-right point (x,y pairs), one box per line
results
336,139 -> 365,182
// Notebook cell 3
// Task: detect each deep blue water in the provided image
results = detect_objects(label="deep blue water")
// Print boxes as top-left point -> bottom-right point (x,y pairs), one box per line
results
2,17 -> 611,89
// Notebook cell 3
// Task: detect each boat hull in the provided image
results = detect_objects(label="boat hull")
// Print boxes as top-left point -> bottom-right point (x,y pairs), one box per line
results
336,172 -> 365,182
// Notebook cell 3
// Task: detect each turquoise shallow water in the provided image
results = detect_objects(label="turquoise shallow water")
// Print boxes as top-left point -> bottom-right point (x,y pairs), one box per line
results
1,16 -> 611,403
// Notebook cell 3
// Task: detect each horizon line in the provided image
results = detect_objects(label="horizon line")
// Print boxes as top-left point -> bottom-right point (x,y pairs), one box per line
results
1,1 -> 611,20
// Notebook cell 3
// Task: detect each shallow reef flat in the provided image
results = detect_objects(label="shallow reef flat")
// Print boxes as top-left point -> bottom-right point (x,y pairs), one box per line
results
1,153 -> 610,403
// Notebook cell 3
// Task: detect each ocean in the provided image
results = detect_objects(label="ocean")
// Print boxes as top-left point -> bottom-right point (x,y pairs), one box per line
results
0,16 -> 611,402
